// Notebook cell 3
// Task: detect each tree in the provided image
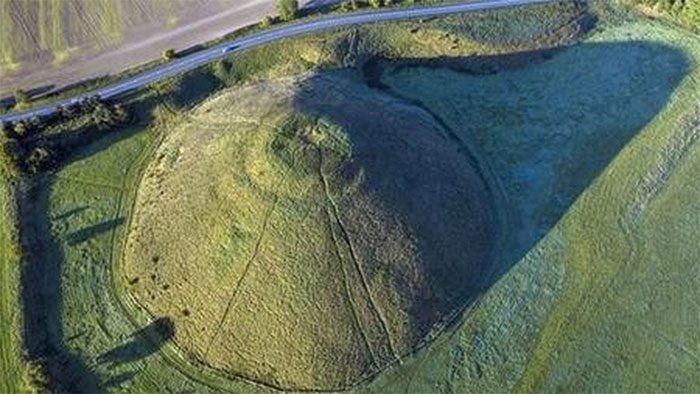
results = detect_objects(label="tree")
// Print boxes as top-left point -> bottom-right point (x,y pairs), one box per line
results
276,0 -> 299,22
368,0 -> 382,8
14,89 -> 30,106
162,48 -> 177,61
112,104 -> 130,123
91,103 -> 116,129
26,146 -> 52,174
0,133 -> 21,177
58,103 -> 77,120
13,121 -> 28,139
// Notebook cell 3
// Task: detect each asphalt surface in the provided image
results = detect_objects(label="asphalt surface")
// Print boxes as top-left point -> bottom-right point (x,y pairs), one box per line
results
0,0 -> 556,124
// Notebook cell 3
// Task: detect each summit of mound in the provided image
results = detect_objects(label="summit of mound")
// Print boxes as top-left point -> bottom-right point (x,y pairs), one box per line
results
123,72 -> 495,390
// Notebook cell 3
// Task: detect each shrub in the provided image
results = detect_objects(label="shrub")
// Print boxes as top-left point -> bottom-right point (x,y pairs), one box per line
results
13,89 -> 30,107
276,0 -> 299,21
26,146 -> 52,173
162,48 -> 177,61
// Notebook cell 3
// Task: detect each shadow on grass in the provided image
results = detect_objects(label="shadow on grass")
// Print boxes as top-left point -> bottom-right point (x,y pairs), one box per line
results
20,179 -> 101,393
97,317 -> 175,366
19,95 -> 163,392
65,218 -> 125,246
291,38 -> 691,377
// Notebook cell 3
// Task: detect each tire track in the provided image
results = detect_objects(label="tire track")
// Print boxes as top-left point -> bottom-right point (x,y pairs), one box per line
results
323,202 -> 379,368
318,149 -> 400,363
317,150 -> 379,368
203,196 -> 278,359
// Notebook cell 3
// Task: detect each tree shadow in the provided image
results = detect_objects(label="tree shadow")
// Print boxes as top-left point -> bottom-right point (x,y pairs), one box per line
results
18,94 -> 164,392
290,38 -> 691,371
65,217 -> 126,245
52,206 -> 89,221
20,179 -> 101,393
97,317 -> 175,367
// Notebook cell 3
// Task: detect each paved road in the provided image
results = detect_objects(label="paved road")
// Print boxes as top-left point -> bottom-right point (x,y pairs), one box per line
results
0,0 -> 556,124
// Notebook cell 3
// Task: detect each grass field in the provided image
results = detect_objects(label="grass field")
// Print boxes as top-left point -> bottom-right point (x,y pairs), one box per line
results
9,1 -> 700,392
0,171 -> 31,392
626,0 -> 700,31
366,8 -> 700,393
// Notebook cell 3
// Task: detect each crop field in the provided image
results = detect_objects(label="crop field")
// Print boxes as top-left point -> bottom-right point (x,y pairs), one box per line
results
7,1 -> 700,392
1,0 -> 183,71
0,0 -> 323,98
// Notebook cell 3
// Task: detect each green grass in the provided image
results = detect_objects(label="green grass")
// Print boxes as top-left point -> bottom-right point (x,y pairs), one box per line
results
15,3 -> 587,391
366,11 -> 700,393
626,0 -> 700,31
0,172 -> 31,392
11,1 -> 700,392
20,102 -> 260,392
122,72 -> 493,390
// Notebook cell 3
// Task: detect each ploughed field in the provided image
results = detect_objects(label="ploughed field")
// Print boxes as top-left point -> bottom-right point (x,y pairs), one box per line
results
124,73 -> 494,389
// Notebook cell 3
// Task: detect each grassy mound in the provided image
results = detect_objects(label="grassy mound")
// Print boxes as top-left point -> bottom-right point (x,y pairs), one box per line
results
123,72 -> 494,390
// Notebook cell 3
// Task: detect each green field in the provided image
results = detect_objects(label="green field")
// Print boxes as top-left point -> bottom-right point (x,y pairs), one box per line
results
5,1 -> 700,392
627,0 -> 700,31
0,172 -> 31,393
369,10 -> 700,392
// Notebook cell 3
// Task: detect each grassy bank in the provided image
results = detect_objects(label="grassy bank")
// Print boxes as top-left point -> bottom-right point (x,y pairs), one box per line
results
0,172 -> 31,392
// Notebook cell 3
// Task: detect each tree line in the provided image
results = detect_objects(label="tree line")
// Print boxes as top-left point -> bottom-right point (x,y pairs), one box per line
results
263,0 -> 419,27
0,96 -> 131,175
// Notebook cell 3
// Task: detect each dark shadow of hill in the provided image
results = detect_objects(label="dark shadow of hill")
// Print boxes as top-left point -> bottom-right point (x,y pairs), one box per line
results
290,39 -> 691,382
366,40 -> 691,283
